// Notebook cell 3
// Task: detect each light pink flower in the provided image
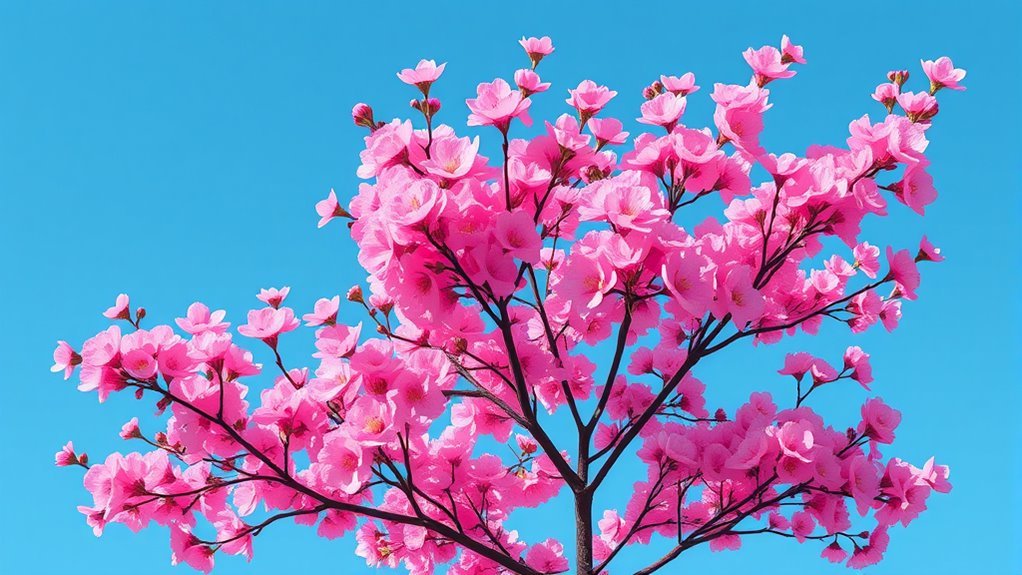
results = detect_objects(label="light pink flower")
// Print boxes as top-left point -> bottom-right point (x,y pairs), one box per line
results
396,59 -> 446,94
566,80 -> 617,120
175,302 -> 229,335
102,293 -> 131,320
466,79 -> 532,132
303,296 -> 340,327
660,73 -> 699,96
119,417 -> 141,440
256,286 -> 290,308
780,35 -> 806,64
637,93 -> 686,131
743,45 -> 794,86
921,56 -> 966,92
422,135 -> 481,180
896,91 -> 939,123
843,346 -> 873,389
55,441 -> 79,466
238,307 -> 300,346
170,525 -> 214,573
588,117 -> 629,147
316,189 -> 349,228
853,242 -> 881,278
514,69 -> 550,97
872,82 -> 899,113
519,36 -> 554,68
51,341 -> 82,380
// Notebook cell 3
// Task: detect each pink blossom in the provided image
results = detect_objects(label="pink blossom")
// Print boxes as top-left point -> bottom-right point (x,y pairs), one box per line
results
853,242 -> 881,278
175,302 -> 229,335
718,265 -> 765,328
660,73 -> 699,96
421,135 -> 482,180
119,417 -> 141,440
55,441 -> 80,466
587,117 -> 629,147
525,539 -> 569,574
51,340 -> 82,380
743,45 -> 794,86
780,35 -> 806,64
519,36 -> 554,68
466,78 -> 532,132
566,80 -> 617,120
772,420 -> 815,463
515,69 -> 550,97
256,286 -> 290,308
303,296 -> 340,327
897,91 -> 939,123
170,525 -> 215,573
637,93 -> 686,131
238,307 -> 300,346
352,103 -> 376,129
921,56 -> 966,92
396,59 -> 446,94
790,510 -> 815,542
917,235 -> 944,262
316,189 -> 349,228
885,247 -> 921,300
859,397 -> 901,444
843,346 -> 873,389
872,82 -> 899,113
102,293 -> 131,320
493,210 -> 542,263
821,541 -> 847,563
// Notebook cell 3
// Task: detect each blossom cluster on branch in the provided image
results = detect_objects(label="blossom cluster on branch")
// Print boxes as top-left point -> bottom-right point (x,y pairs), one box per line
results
54,35 -> 963,574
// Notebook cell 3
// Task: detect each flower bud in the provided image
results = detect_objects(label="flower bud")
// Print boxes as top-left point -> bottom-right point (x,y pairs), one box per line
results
886,70 -> 909,87
352,103 -> 376,129
347,285 -> 364,303
78,453 -> 88,466
714,408 -> 728,422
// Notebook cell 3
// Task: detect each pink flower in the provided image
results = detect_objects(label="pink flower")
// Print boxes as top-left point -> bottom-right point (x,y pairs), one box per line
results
396,59 -> 446,94
51,341 -> 82,380
303,296 -> 340,327
519,36 -> 554,68
743,45 -> 794,86
821,541 -> 847,563
516,434 -> 538,455
525,539 -> 568,574
885,246 -> 921,300
853,242 -> 881,278
318,432 -> 372,495
316,189 -> 349,228
843,346 -> 873,389
103,293 -> 131,320
660,73 -> 699,96
890,164 -> 937,215
119,417 -> 141,440
917,235 -> 944,262
773,420 -> 815,463
718,266 -> 765,328
921,56 -> 966,92
780,35 -> 806,64
170,525 -> 214,573
55,441 -> 80,466
588,117 -> 629,147
421,135 -> 481,180
896,91 -> 939,123
122,348 -> 157,380
238,307 -> 300,346
872,83 -> 899,113
466,78 -> 532,132
256,286 -> 290,308
859,397 -> 901,444
566,80 -> 617,120
637,93 -> 686,131
493,210 -> 542,263
661,252 -> 712,319
175,302 -> 229,335
790,510 -> 815,542
515,69 -> 550,97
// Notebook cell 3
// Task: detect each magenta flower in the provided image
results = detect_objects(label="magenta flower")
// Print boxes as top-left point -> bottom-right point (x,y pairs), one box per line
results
351,103 -> 376,129
921,56 -> 966,92
917,235 -> 944,262
55,441 -> 80,467
466,78 -> 532,132
119,417 -> 141,440
843,346 -> 873,389
821,541 -> 847,563
396,59 -> 446,95
303,296 -> 340,327
885,246 -> 921,300
859,397 -> 901,444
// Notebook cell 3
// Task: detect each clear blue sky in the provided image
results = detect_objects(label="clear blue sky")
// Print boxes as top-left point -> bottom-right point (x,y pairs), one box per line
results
1,1 -> 1019,574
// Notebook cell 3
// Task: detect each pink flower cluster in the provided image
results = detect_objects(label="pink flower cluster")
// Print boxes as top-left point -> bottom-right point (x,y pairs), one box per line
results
56,36 -> 963,574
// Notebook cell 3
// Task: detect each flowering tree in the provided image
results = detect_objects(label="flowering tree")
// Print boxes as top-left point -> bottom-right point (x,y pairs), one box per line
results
53,36 -> 964,574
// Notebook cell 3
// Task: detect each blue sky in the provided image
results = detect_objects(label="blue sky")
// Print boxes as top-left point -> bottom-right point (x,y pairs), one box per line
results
1,1 -> 1019,574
